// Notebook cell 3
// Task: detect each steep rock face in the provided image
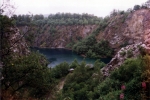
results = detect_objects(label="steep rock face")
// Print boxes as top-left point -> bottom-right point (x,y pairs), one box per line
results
26,25 -> 97,48
9,27 -> 29,56
98,9 -> 150,50
101,43 -> 143,76
101,9 -> 150,76
142,9 -> 150,54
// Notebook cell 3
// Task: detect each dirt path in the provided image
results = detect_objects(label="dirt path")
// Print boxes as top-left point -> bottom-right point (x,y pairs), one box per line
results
46,77 -> 66,100
57,77 -> 66,91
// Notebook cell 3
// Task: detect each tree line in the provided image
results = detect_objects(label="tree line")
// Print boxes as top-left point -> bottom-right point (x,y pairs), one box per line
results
12,13 -> 103,26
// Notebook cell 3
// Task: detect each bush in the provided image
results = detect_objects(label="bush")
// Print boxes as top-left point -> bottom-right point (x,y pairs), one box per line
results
73,36 -> 114,58
110,58 -> 143,99
69,59 -> 79,69
52,62 -> 69,78
127,49 -> 133,58
61,61 -> 102,100
2,52 -> 54,98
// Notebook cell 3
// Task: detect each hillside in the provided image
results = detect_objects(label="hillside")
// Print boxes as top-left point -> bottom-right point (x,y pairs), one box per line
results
15,9 -> 150,57
98,9 -> 150,51
2,3 -> 150,99
24,25 -> 97,48
14,13 -> 102,48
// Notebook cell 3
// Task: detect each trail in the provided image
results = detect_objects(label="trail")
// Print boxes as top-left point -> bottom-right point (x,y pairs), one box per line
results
57,77 -> 66,91
46,77 -> 66,100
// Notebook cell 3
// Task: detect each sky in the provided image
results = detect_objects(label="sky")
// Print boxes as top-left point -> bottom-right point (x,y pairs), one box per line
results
3,0 -> 148,17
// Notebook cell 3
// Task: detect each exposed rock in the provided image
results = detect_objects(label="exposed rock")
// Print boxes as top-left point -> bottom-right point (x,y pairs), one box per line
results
98,9 -> 150,50
101,42 -> 143,76
9,27 -> 29,57
23,25 -> 97,48
99,9 -> 150,77
85,64 -> 94,69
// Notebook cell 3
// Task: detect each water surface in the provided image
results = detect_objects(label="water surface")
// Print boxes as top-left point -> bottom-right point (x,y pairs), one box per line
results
32,47 -> 111,67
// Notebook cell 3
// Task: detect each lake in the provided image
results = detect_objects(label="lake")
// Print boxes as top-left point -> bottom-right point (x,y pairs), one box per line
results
32,47 -> 111,67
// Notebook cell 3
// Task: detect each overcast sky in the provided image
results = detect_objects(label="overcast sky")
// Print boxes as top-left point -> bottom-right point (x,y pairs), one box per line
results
8,0 -> 148,17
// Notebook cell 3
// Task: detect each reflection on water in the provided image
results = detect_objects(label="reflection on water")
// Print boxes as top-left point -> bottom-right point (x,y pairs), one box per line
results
48,58 -> 57,62
31,47 -> 111,67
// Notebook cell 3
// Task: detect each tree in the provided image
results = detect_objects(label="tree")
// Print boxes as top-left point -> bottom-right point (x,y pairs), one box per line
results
110,9 -> 118,17
0,15 -> 14,60
52,62 -> 69,78
70,59 -> 79,69
2,52 -> 53,98
33,14 -> 44,20
133,5 -> 141,10
142,55 -> 150,82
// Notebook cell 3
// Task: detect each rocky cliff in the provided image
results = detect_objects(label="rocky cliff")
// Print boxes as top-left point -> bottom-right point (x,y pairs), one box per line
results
19,9 -> 150,50
9,27 -> 29,57
101,43 -> 144,76
23,25 -> 97,48
101,9 -> 150,76
98,9 -> 150,50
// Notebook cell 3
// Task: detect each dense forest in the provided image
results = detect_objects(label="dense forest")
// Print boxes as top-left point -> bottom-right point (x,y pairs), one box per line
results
1,0 -> 150,100
12,13 -> 102,26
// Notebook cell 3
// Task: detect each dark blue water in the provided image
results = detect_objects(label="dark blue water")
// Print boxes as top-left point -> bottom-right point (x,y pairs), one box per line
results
32,47 -> 111,67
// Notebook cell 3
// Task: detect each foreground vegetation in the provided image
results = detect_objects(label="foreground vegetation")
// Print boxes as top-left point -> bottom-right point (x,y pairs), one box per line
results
2,50 -> 71,99
57,56 -> 150,100
2,49 -> 150,100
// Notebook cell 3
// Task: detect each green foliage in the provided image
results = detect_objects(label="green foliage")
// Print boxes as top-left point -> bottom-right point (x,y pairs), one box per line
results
133,5 -> 141,10
2,52 -> 55,98
82,57 -> 143,100
142,55 -> 150,82
12,14 -> 32,26
73,36 -> 114,58
49,27 -> 57,33
111,58 -> 142,82
127,49 -> 133,58
95,40 -> 113,57
0,15 -> 14,60
94,59 -> 106,69
59,57 -> 144,100
51,62 -> 70,79
99,90 -> 122,100
120,50 -> 126,56
69,59 -> 79,69
65,42 -> 75,49
109,58 -> 143,99
121,12 -> 129,23
2,51 -> 72,99
97,78 -> 120,96
13,13 -> 102,26
25,32 -> 34,44
58,61 -> 104,100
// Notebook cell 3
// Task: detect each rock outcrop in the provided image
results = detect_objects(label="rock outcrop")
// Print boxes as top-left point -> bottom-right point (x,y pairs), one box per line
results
98,9 -> 150,51
9,27 -> 29,56
100,9 -> 150,76
101,42 -> 144,76
23,25 -> 97,48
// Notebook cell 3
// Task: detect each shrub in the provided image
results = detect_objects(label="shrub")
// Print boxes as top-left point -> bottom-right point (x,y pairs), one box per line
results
2,52 -> 53,98
127,49 -> 133,58
120,50 -> 126,56
52,62 -> 69,78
